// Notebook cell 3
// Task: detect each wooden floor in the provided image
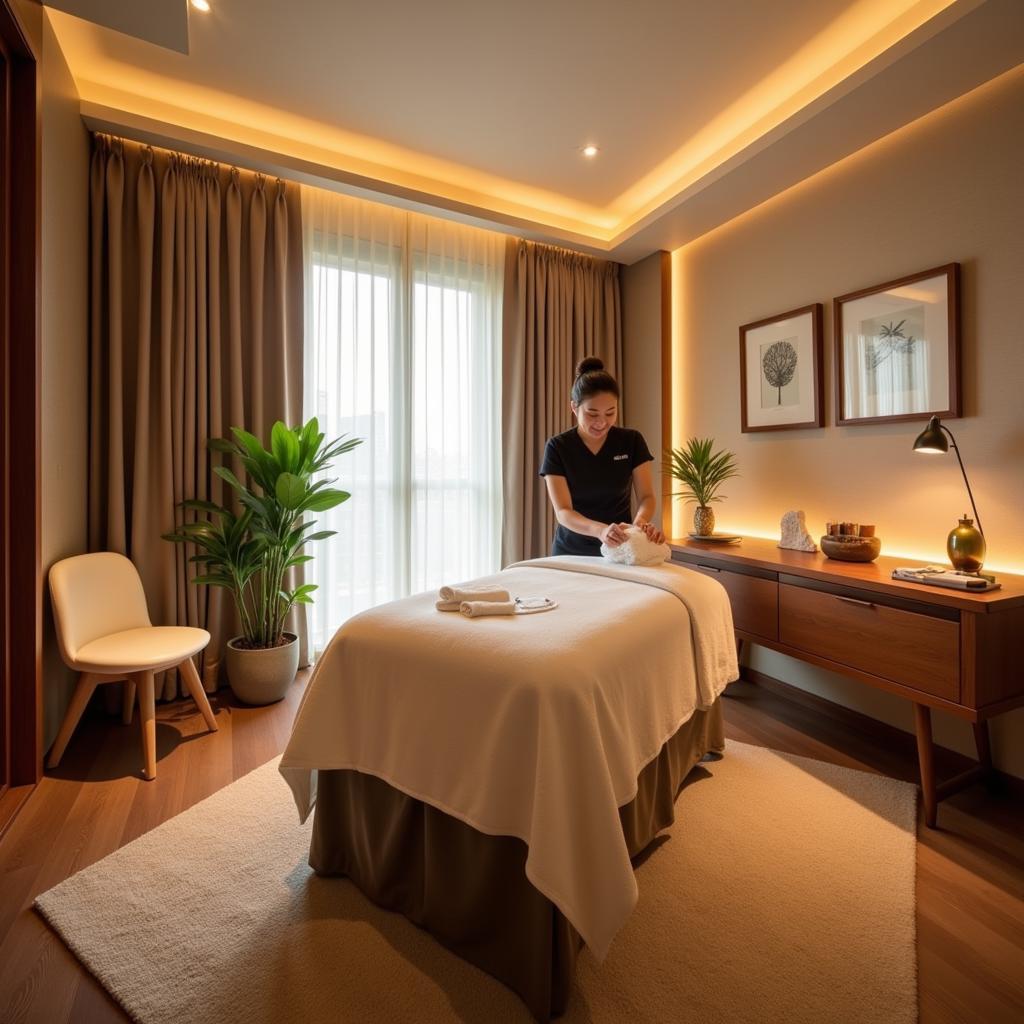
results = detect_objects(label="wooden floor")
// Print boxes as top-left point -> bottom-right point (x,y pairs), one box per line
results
0,674 -> 1021,1023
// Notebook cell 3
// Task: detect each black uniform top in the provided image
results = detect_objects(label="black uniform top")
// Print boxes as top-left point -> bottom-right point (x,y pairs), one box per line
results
539,426 -> 654,556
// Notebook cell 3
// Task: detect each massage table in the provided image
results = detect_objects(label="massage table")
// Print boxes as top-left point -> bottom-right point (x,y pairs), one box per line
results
280,556 -> 738,1020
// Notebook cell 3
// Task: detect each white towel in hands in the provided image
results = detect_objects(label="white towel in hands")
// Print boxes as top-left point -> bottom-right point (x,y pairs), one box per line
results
436,584 -> 511,612
600,525 -> 670,567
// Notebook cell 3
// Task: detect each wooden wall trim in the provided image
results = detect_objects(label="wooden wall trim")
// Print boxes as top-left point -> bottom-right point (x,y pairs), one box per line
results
1,0 -> 42,795
659,250 -> 671,535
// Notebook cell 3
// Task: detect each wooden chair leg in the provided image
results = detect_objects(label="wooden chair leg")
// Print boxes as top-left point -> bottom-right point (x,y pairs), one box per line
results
137,671 -> 157,781
47,672 -> 102,769
122,679 -> 136,725
178,656 -> 218,733
913,703 -> 938,828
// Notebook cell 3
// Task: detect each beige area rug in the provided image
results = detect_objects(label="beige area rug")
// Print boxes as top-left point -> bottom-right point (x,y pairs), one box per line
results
35,742 -> 917,1024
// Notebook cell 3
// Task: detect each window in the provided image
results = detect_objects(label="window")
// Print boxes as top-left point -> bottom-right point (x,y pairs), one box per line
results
303,190 -> 503,650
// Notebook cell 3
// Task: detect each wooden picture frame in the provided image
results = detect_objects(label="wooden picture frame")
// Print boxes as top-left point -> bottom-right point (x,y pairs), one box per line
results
739,303 -> 823,432
834,263 -> 960,426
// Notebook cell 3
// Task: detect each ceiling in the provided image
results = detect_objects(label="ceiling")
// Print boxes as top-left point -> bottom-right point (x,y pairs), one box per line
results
45,0 -> 1024,262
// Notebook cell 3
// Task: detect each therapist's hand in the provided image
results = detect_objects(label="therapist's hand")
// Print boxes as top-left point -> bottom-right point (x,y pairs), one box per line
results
600,522 -> 631,547
635,520 -> 666,545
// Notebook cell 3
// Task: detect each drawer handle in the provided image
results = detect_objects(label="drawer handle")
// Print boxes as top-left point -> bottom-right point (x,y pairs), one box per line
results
698,564 -> 722,573
836,595 -> 875,609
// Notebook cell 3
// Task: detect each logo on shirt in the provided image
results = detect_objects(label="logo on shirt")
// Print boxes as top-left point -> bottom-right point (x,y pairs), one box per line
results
613,454 -> 629,461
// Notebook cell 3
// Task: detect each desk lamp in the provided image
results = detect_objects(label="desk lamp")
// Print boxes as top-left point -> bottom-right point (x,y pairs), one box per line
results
912,415 -> 985,573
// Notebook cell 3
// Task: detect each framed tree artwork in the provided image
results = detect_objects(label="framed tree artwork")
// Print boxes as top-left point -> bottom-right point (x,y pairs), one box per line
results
739,303 -> 824,432
833,263 -> 960,425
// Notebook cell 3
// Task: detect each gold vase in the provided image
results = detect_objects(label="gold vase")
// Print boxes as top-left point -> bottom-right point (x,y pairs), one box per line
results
693,505 -> 715,537
947,515 -> 986,573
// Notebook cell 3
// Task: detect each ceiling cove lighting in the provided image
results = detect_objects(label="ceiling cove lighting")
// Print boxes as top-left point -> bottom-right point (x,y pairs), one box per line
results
581,145 -> 599,159
191,0 -> 211,12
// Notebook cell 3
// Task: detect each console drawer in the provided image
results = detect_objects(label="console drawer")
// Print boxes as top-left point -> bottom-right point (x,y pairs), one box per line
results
779,583 -> 959,700
689,564 -> 778,641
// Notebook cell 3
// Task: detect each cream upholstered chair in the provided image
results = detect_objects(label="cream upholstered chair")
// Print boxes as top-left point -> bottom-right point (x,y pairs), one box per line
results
48,552 -> 218,780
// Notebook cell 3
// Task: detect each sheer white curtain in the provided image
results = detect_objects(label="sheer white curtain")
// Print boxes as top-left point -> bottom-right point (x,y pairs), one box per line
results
302,187 -> 504,651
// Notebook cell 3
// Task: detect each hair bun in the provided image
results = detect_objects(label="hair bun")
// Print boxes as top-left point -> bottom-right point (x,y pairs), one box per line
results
575,356 -> 605,377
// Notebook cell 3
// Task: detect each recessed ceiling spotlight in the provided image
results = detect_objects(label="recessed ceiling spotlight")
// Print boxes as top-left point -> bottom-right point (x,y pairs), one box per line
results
581,144 -> 599,158
191,0 -> 211,11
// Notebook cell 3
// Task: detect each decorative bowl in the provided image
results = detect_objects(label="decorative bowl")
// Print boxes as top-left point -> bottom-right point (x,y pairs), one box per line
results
820,535 -> 881,563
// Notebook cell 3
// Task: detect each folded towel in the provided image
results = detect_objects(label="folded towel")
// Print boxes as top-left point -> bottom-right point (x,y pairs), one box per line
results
438,584 -> 511,606
459,600 -> 517,618
437,584 -> 511,611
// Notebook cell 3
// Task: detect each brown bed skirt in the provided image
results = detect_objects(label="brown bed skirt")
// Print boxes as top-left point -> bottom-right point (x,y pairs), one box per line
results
310,700 -> 724,1021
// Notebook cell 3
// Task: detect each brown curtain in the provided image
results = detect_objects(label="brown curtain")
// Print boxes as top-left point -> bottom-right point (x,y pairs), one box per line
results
88,134 -> 305,696
501,238 -> 623,564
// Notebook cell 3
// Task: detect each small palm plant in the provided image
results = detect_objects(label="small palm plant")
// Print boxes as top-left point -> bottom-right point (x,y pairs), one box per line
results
666,437 -> 739,537
164,418 -> 361,649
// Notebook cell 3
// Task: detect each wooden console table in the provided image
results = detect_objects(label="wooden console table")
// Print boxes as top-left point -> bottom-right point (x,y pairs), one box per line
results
669,536 -> 1024,827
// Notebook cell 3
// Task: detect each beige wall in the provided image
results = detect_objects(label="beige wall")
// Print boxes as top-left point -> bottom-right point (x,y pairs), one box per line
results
622,252 -> 666,526
36,9 -> 91,748
669,65 -> 1024,778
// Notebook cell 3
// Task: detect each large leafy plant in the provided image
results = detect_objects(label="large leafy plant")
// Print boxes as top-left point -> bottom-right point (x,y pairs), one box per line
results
164,419 -> 361,649
666,437 -> 739,508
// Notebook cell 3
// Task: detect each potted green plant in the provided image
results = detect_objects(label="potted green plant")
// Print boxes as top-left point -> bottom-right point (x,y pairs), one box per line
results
164,418 -> 361,705
666,437 -> 739,537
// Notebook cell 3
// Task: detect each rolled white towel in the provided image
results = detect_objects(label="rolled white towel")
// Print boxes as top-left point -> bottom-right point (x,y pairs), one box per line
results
459,600 -> 517,618
600,525 -> 670,567
437,584 -> 511,612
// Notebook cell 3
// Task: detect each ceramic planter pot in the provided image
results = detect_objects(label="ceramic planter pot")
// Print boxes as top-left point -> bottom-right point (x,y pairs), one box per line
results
693,505 -> 715,537
225,632 -> 299,705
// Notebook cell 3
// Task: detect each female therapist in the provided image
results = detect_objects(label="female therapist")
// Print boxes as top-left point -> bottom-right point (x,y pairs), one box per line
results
540,357 -> 666,556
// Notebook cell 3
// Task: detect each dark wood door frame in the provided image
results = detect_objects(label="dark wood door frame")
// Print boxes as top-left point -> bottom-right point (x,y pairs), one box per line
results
0,0 -> 42,829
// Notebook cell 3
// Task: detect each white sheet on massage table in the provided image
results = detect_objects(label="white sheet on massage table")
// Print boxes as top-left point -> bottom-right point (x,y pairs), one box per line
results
280,557 -> 737,961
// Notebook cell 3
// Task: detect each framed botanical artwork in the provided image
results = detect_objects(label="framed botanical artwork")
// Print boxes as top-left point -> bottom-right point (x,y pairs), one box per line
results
833,263 -> 960,426
739,303 -> 823,432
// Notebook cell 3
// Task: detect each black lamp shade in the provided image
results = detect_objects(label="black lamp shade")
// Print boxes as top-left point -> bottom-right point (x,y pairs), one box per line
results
913,415 -> 948,454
